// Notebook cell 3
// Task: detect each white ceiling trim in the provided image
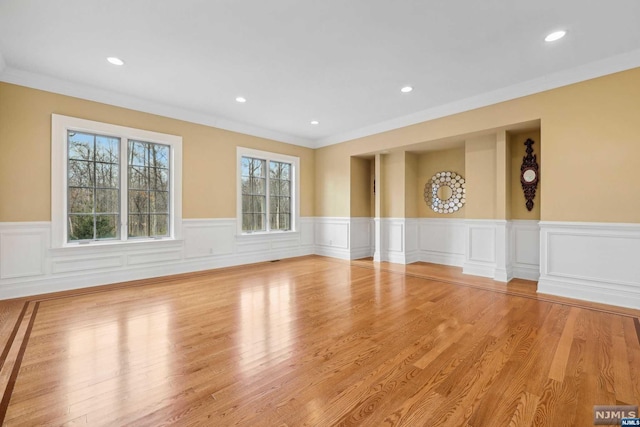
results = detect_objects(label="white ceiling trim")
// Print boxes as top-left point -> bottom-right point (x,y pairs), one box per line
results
2,49 -> 640,150
315,48 -> 640,148
0,66 -> 315,149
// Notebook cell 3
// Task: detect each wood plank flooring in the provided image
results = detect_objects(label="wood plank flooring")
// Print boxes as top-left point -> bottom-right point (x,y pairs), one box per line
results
0,255 -> 638,426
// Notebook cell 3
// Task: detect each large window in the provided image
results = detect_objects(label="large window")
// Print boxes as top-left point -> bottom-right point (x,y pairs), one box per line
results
52,115 -> 182,247
237,148 -> 299,234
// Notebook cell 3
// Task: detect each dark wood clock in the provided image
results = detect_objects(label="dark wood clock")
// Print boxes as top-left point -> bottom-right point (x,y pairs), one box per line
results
520,138 -> 539,211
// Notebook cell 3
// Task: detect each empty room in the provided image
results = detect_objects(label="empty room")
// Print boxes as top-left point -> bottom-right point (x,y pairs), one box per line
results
0,1 -> 639,426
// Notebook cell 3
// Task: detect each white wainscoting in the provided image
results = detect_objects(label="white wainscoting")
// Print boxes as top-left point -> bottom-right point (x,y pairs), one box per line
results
0,218 -> 315,299
538,221 -> 640,310
463,220 -> 500,279
417,218 -> 466,267
314,217 -> 373,260
4,218 -> 638,310
511,220 -> 540,281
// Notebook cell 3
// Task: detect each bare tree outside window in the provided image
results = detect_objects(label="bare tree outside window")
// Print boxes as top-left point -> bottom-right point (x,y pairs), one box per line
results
241,156 -> 291,232
67,131 -> 120,241
241,157 -> 266,231
269,161 -> 291,231
128,140 -> 170,238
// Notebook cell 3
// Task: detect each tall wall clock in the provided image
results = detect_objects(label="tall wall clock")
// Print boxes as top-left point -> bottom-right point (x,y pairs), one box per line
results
520,138 -> 539,211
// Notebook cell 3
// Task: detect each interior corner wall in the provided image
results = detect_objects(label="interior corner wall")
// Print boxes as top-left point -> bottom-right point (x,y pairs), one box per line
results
315,143 -> 351,217
350,156 -> 372,217
464,134 -> 497,220
381,151 -> 405,218
404,152 -> 418,219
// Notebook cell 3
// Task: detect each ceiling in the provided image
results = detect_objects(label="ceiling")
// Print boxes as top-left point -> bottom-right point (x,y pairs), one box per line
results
1,1 -> 639,149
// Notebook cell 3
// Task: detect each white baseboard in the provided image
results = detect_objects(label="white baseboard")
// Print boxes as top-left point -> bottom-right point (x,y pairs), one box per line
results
420,251 -> 464,267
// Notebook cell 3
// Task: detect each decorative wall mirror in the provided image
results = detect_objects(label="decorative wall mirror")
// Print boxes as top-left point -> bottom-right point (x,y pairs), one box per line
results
424,171 -> 466,213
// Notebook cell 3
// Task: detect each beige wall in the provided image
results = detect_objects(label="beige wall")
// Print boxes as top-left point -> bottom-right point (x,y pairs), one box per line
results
0,83 -> 314,221
3,67 -> 640,224
416,148 -> 466,218
464,135 -> 497,219
404,152 -> 418,218
510,129 -> 541,220
315,67 -> 640,223
349,156 -> 372,217
381,151 -> 405,218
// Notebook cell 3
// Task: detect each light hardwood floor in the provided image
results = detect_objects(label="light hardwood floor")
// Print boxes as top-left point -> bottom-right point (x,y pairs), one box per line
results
0,255 -> 639,426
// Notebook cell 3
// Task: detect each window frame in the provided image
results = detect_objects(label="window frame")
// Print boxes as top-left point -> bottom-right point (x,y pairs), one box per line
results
236,147 -> 300,236
52,114 -> 182,248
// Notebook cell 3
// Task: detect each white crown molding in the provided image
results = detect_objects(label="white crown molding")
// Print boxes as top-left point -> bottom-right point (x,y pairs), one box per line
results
0,66 -> 315,149
315,48 -> 640,148
2,49 -> 640,150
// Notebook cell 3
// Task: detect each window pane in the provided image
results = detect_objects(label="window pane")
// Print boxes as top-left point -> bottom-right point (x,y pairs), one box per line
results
150,168 -> 169,191
150,144 -> 169,169
269,161 -> 289,179
129,141 -> 147,166
281,197 -> 291,213
151,191 -> 169,213
270,213 -> 290,231
95,163 -> 119,188
68,188 -> 94,213
96,189 -> 119,213
95,135 -> 119,163
279,180 -> 290,197
151,214 -> 169,237
242,213 -> 253,231
253,213 -> 265,231
129,166 -> 148,190
252,195 -> 265,214
68,160 -> 94,187
250,177 -> 265,195
242,195 -> 252,212
68,215 -> 94,240
241,176 -> 250,195
129,190 -> 149,214
241,157 -> 251,176
128,214 -> 148,238
252,158 -> 265,178
281,214 -> 290,230
68,132 -> 94,161
95,215 -> 118,239
241,157 -> 265,178
270,179 -> 280,196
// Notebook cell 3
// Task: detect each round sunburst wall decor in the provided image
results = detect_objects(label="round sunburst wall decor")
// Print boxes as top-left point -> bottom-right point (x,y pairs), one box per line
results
424,171 -> 466,214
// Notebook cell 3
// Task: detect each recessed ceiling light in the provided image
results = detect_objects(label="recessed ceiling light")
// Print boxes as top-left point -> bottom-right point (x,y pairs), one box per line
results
235,97 -> 247,103
106,57 -> 124,66
400,86 -> 413,93
545,30 -> 566,42
310,120 -> 319,125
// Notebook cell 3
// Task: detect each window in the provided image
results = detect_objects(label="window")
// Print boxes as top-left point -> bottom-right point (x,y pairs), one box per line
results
237,148 -> 299,234
52,115 -> 182,247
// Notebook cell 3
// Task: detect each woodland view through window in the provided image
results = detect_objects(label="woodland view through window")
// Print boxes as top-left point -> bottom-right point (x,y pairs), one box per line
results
67,132 -> 171,241
238,148 -> 299,234
52,114 -> 182,247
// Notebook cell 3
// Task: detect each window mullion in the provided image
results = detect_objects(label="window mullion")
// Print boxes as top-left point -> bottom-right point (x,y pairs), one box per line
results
265,160 -> 270,232
121,138 -> 128,242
